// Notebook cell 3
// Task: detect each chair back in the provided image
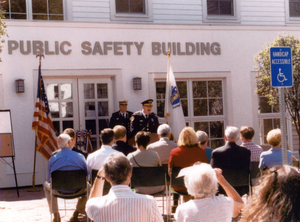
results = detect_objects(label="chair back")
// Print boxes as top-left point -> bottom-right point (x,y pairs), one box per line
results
131,166 -> 165,187
91,169 -> 111,189
222,167 -> 250,187
51,170 -> 87,190
162,164 -> 170,182
250,162 -> 260,180
170,167 -> 184,187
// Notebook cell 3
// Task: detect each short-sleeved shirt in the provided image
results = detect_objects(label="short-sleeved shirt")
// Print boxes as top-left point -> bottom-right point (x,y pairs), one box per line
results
169,146 -> 208,193
175,196 -> 234,222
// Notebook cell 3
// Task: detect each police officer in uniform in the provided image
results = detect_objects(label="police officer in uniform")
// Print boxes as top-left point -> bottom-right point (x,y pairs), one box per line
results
130,99 -> 159,143
109,100 -> 133,141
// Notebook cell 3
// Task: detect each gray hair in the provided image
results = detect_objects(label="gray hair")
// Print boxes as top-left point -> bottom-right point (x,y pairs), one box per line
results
103,153 -> 132,185
57,134 -> 71,149
225,126 -> 240,142
157,124 -> 171,137
184,163 -> 218,198
196,131 -> 208,145
57,133 -> 72,149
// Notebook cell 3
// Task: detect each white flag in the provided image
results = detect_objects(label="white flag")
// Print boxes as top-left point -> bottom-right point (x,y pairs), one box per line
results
165,55 -> 186,141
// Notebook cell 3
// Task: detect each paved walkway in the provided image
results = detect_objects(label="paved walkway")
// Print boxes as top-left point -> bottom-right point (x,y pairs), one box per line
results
0,185 -> 86,222
0,186 -> 171,222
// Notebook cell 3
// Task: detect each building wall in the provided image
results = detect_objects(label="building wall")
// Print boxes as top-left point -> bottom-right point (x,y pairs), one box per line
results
0,20 -> 300,187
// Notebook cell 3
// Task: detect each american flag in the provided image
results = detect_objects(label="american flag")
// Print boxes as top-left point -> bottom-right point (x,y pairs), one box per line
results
32,62 -> 58,160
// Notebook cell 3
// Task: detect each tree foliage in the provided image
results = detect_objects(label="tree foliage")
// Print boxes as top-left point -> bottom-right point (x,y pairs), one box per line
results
0,2 -> 8,62
255,33 -> 300,149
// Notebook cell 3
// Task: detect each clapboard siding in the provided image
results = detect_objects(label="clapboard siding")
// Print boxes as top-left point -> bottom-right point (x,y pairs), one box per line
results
68,0 -> 295,26
71,0 -> 110,22
153,0 -> 202,24
240,0 -> 286,25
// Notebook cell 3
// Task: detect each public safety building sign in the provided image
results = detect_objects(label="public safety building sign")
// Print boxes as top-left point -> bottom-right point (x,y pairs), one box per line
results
270,47 -> 293,88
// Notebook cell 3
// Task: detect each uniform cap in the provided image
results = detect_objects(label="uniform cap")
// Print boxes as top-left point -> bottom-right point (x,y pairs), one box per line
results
119,100 -> 128,105
141,99 -> 153,107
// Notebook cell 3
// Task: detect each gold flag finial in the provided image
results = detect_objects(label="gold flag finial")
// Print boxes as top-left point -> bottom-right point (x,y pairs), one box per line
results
167,48 -> 171,58
36,53 -> 45,65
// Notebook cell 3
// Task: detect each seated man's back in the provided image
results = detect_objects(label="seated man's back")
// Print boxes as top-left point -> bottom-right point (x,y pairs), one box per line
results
87,185 -> 162,222
86,152 -> 163,222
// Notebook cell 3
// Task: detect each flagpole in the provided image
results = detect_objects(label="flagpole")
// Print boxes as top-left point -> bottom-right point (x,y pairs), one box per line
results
165,49 -> 171,124
29,53 -> 44,192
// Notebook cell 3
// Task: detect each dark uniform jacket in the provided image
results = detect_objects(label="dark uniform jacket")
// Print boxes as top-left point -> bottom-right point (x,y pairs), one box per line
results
112,141 -> 137,156
130,111 -> 159,137
109,110 -> 133,139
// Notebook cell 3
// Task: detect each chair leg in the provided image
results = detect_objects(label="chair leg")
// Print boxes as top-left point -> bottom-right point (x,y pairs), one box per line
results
64,200 -> 67,216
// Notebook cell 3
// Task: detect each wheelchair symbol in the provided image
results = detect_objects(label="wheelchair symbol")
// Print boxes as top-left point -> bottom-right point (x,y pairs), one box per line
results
277,68 -> 287,83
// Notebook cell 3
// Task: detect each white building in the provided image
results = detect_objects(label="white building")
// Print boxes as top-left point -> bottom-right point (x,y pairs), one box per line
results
1,0 -> 300,188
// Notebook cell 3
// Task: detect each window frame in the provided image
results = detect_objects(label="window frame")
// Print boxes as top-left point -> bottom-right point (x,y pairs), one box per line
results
110,0 -> 153,22
154,76 -> 227,148
3,0 -> 67,21
202,0 -> 240,23
285,0 -> 300,24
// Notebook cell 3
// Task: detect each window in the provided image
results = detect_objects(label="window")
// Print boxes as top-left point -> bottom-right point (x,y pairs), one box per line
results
116,0 -> 145,14
156,79 -> 225,149
2,0 -> 64,20
207,0 -> 233,16
202,0 -> 240,23
32,0 -> 64,20
286,0 -> 300,23
110,0 -> 153,22
2,0 -> 27,19
290,0 -> 300,17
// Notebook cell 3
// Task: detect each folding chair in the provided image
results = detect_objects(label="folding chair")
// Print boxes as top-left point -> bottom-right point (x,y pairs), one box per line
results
220,167 -> 250,197
50,170 -> 87,222
170,167 -> 191,206
130,166 -> 170,219
250,161 -> 260,190
91,169 -> 111,195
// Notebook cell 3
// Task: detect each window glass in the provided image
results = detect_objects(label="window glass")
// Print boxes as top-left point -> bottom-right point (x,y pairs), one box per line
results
207,0 -> 233,16
258,95 -> 279,113
2,0 -> 27,19
259,118 -> 280,144
193,80 -> 223,116
194,121 -> 225,148
290,0 -> 300,17
116,0 -> 145,13
32,0 -> 63,20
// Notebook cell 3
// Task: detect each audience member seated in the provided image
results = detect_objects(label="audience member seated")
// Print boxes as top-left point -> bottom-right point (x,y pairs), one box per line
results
44,134 -> 88,222
259,128 -> 292,170
240,126 -> 263,162
86,153 -> 163,222
127,131 -> 164,194
240,165 -> 300,222
168,127 -> 208,202
196,130 -> 213,162
112,125 -> 136,156
87,128 -> 119,172
175,163 -> 244,222
210,126 -> 251,196
147,124 -> 177,164
64,128 -> 87,158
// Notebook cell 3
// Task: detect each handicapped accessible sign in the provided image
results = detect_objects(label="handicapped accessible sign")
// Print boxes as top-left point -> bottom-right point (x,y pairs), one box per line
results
270,47 -> 293,87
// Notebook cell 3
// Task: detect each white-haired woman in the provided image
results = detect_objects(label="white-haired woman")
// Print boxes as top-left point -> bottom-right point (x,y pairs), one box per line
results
175,163 -> 244,222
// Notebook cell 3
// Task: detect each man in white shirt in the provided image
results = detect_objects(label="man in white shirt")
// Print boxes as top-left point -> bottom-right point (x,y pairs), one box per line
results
87,128 -> 118,171
86,152 -> 163,222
